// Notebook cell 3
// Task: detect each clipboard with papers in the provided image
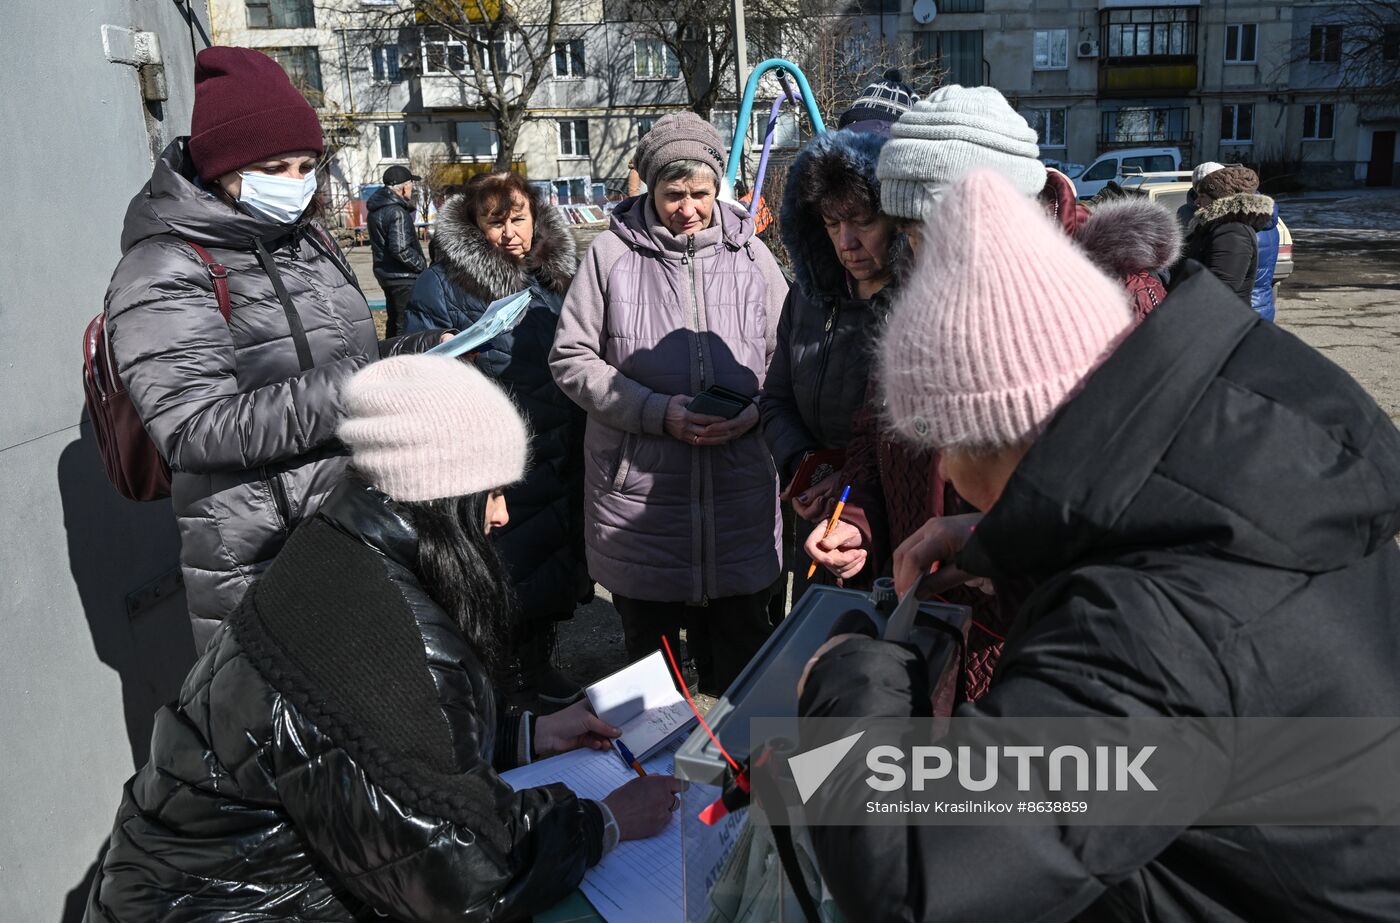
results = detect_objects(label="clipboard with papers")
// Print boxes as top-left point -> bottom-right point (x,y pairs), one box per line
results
425,289 -> 533,359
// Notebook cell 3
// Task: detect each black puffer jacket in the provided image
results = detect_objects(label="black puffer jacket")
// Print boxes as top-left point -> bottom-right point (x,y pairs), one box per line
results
85,479 -> 605,922
106,140 -> 443,649
367,184 -> 428,282
1179,191 -> 1275,303
761,129 -> 896,482
404,191 -> 588,619
800,265 -> 1400,922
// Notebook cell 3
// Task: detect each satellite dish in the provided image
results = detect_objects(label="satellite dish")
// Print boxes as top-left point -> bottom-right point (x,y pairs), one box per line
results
913,0 -> 937,25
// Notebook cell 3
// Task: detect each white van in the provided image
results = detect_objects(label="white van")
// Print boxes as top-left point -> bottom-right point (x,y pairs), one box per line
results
1070,147 -> 1183,198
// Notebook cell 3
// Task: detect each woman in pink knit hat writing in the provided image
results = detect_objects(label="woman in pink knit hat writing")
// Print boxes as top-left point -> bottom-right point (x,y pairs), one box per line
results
797,170 -> 1400,921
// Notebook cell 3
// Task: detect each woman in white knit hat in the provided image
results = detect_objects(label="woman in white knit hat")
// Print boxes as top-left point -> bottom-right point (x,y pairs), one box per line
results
86,354 -> 683,921
798,170 -> 1400,921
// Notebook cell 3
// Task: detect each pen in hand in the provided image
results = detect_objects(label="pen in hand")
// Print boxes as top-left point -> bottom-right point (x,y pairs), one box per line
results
615,739 -> 646,778
807,484 -> 853,580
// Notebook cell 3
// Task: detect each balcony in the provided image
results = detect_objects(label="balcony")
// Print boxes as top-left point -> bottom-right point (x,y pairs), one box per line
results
1095,131 -> 1193,155
417,72 -> 521,109
1098,58 -> 1198,98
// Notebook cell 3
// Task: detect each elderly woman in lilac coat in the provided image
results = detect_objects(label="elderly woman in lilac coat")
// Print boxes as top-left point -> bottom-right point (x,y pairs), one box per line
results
550,113 -> 788,694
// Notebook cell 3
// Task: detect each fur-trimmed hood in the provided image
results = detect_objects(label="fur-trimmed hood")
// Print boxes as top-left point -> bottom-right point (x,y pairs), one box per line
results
1076,195 -> 1183,279
780,128 -> 891,303
1188,192 -> 1276,235
429,186 -> 577,302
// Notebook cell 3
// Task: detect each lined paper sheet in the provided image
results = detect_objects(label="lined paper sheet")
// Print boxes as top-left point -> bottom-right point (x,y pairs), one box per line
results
500,742 -> 684,923
586,651 -> 696,760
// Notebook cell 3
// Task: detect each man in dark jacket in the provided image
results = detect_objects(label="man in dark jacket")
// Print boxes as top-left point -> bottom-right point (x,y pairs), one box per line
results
801,171 -> 1400,921
368,164 -> 428,336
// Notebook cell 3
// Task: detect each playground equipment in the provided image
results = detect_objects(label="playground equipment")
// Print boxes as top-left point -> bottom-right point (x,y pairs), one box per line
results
721,58 -> 827,219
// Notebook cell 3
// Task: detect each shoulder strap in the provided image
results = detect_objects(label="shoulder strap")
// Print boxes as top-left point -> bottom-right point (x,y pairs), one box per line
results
184,240 -> 232,324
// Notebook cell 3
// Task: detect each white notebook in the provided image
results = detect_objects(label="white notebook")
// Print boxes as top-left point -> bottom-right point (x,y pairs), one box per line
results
586,651 -> 697,761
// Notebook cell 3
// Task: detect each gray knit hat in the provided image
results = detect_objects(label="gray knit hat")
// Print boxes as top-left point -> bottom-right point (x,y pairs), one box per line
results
876,85 -> 1045,222
635,111 -> 727,190
339,355 -> 529,503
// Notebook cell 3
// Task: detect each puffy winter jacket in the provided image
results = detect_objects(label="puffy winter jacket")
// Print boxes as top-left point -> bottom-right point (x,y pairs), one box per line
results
85,478 -> 606,922
550,196 -> 787,603
1179,191 -> 1275,303
405,190 -> 589,618
1252,200 -> 1280,321
761,129 -> 895,483
105,140 -> 442,649
800,263 -> 1400,922
367,184 -> 428,282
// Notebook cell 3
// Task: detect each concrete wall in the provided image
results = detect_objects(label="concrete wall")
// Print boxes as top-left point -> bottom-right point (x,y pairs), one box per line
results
0,3 -> 208,919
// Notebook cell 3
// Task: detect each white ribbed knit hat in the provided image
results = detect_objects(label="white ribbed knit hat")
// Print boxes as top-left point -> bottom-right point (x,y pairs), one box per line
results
876,85 -> 1046,221
338,355 -> 529,502
1192,161 -> 1225,186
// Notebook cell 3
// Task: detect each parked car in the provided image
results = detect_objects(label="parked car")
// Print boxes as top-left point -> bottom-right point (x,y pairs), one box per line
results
1071,147 -> 1183,198
1121,172 -> 1294,291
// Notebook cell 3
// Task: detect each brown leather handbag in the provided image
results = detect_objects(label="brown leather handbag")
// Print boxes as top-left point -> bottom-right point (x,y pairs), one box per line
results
83,240 -> 231,501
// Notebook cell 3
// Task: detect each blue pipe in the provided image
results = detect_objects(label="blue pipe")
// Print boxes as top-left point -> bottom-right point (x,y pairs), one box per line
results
723,58 -> 828,190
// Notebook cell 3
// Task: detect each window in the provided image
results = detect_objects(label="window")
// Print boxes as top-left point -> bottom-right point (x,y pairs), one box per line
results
371,45 -> 401,83
455,121 -> 497,159
1100,107 -> 1189,145
264,46 -> 323,104
558,119 -> 590,156
423,28 -> 509,75
711,110 -> 740,147
1081,158 -> 1118,183
1303,103 -> 1335,140
634,38 -> 680,79
554,177 -> 590,205
1101,7 -> 1197,59
247,0 -> 314,29
554,39 -> 585,78
1033,30 -> 1068,70
752,108 -> 801,149
1220,104 -> 1253,143
1309,24 -> 1343,63
638,115 -> 660,139
915,30 -> 984,87
1025,108 -> 1066,148
1225,24 -> 1257,63
936,0 -> 983,11
1122,154 -> 1176,173
378,123 -> 407,160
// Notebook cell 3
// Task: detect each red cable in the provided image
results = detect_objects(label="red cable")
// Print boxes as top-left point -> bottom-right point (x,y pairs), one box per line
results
661,635 -> 741,773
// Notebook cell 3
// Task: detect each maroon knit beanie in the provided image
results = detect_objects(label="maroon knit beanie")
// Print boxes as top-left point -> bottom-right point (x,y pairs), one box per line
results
189,46 -> 324,182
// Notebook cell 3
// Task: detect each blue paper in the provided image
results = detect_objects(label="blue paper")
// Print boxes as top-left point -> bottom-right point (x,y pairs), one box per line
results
426,289 -> 533,358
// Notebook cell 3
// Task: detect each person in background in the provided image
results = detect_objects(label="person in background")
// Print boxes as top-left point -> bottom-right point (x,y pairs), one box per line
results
405,171 -> 590,710
551,112 -> 788,695
104,47 -> 445,651
760,127 -> 898,596
836,68 -> 917,136
799,167 -> 1400,923
1251,187 -> 1282,322
1177,164 -> 1273,304
1177,160 -> 1224,229
368,164 -> 429,336
85,356 -> 683,922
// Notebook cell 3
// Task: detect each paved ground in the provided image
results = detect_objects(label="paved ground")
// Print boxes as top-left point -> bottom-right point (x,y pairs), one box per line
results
346,193 -> 1400,695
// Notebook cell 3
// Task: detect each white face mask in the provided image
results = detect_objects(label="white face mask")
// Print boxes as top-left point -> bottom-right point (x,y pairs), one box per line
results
238,169 -> 318,224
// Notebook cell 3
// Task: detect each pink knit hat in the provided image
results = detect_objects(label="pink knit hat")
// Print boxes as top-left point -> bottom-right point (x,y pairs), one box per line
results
879,169 -> 1134,452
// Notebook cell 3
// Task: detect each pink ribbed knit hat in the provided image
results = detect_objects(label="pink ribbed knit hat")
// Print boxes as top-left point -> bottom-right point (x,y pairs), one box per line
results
338,355 -> 529,502
879,169 -> 1134,452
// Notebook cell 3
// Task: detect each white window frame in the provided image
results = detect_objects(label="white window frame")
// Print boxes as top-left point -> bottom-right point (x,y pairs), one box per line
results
558,118 -> 591,157
1220,103 -> 1253,144
554,39 -> 585,78
751,108 -> 801,150
1033,29 -> 1069,71
454,120 -> 498,160
371,44 -> 401,83
1302,103 -> 1335,141
1025,108 -> 1067,148
422,29 -> 510,76
634,38 -> 680,80
378,123 -> 407,160
637,115 -> 660,139
1224,24 -> 1257,64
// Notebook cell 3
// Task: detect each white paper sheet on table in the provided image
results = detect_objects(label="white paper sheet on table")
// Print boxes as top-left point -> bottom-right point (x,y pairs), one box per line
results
425,289 -> 532,358
500,741 -> 684,923
586,651 -> 697,761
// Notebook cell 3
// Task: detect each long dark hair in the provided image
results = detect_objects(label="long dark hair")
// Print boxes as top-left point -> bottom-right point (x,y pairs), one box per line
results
401,491 -> 516,669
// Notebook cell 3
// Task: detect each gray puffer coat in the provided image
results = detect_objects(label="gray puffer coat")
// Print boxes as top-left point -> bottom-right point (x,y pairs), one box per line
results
106,139 -> 441,650
550,196 -> 787,604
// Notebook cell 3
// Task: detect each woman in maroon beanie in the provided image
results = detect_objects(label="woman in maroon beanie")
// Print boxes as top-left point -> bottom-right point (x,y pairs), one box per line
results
103,47 -> 446,651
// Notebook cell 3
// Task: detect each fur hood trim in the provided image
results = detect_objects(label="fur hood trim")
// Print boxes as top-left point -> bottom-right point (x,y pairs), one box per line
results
1076,196 -> 1183,278
780,128 -> 891,302
1188,192 -> 1276,235
430,186 -> 577,302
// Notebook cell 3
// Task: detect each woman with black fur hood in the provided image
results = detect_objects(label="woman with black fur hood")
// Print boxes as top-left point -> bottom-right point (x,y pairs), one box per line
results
1177,164 -> 1274,303
405,172 -> 589,710
760,127 -> 900,591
